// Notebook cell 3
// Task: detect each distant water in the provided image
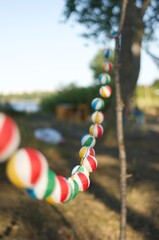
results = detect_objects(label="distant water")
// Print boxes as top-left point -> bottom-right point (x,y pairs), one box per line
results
10,101 -> 40,113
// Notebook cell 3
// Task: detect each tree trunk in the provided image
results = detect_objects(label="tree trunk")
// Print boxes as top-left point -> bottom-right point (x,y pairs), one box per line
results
120,0 -> 143,109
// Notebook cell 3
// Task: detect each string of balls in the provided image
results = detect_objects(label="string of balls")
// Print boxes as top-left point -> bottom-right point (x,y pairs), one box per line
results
0,49 -> 113,204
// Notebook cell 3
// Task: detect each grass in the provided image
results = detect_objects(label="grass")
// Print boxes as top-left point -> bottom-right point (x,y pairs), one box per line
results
0,112 -> 159,239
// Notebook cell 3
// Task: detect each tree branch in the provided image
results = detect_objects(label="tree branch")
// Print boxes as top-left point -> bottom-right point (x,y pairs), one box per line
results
141,0 -> 152,16
109,0 -> 129,38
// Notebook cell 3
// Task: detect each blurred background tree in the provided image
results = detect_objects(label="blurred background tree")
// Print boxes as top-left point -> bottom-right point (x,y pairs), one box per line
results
63,0 -> 159,108
152,79 -> 159,88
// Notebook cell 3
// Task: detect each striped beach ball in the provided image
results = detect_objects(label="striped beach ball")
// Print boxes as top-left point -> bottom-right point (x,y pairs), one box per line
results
89,124 -> 104,138
0,113 -> 20,162
26,169 -> 56,199
99,85 -> 112,98
6,148 -> 48,188
102,62 -> 113,72
46,175 -> 71,204
91,98 -> 105,110
81,134 -> 96,148
91,111 -> 104,124
98,73 -> 111,85
71,165 -> 89,176
81,155 -> 98,172
79,146 -> 95,159
66,178 -> 79,201
72,172 -> 90,191
103,49 -> 112,58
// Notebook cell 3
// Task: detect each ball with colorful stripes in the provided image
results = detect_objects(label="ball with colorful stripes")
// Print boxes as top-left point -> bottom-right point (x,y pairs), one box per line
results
91,98 -> 105,111
98,73 -> 111,85
71,165 -> 89,176
26,169 -> 56,199
99,85 -> 112,98
102,62 -> 113,72
6,148 -> 48,188
89,124 -> 103,138
71,172 -> 90,191
66,178 -> 79,201
0,113 -> 20,163
81,155 -> 98,173
91,111 -> 104,124
46,175 -> 71,204
103,49 -> 112,58
79,146 -> 95,159
81,134 -> 96,147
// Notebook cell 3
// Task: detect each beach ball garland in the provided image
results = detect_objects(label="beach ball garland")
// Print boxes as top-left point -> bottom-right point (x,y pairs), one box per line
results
0,47 -> 113,204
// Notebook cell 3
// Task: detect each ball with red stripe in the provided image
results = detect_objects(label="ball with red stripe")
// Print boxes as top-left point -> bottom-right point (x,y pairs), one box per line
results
89,124 -> 104,138
6,148 -> 48,188
71,165 -> 89,176
102,62 -> 113,72
46,175 -> 71,204
79,146 -> 95,159
81,155 -> 98,173
99,85 -> 112,98
72,172 -> 90,191
0,113 -> 20,162
64,178 -> 79,202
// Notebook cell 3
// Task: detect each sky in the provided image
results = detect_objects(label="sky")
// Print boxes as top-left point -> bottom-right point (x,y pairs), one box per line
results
0,0 -> 159,94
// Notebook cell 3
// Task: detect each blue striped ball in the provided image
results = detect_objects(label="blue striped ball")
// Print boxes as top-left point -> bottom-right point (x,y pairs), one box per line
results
103,49 -> 112,58
91,98 -> 105,110
98,73 -> 111,85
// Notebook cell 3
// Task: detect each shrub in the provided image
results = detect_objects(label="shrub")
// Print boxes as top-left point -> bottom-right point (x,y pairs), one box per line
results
40,84 -> 113,113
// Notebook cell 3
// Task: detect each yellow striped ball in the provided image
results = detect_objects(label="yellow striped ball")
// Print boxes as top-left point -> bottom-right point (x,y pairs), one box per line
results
99,86 -> 112,98
89,124 -> 104,138
79,146 -> 95,159
6,148 -> 48,188
91,111 -> 104,124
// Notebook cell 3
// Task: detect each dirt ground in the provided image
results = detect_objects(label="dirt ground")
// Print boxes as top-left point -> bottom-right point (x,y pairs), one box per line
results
0,113 -> 159,240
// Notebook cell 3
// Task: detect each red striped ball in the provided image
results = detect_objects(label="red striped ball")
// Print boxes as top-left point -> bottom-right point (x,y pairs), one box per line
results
0,113 -> 20,162
6,148 -> 48,188
102,62 -> 113,72
81,155 -> 98,172
89,124 -> 104,138
79,146 -> 95,159
46,175 -> 71,204
72,172 -> 90,191
99,85 -> 112,98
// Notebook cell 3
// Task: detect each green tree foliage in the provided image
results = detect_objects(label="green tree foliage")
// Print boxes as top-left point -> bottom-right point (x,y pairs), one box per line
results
152,79 -> 159,88
63,0 -> 159,42
63,0 -> 159,106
